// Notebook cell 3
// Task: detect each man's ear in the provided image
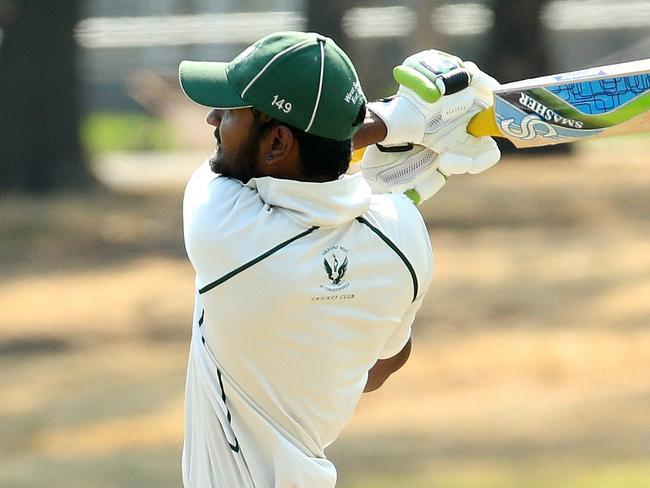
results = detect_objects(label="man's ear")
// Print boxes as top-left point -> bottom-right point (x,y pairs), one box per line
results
263,125 -> 296,164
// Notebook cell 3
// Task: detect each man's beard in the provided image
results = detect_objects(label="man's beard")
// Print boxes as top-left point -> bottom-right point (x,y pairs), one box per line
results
209,127 -> 260,184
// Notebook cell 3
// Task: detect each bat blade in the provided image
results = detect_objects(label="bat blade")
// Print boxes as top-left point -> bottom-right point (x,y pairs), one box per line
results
468,59 -> 650,148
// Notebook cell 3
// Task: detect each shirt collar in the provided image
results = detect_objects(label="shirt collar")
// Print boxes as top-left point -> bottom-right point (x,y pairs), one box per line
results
245,172 -> 372,227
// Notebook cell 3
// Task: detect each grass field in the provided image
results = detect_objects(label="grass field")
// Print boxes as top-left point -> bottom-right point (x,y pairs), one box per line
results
1,143 -> 649,487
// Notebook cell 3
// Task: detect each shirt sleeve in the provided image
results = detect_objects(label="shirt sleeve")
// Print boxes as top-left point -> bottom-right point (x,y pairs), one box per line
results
373,194 -> 434,360
377,294 -> 425,359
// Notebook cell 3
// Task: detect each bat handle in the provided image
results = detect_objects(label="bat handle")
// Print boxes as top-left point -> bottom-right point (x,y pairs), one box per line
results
467,106 -> 501,138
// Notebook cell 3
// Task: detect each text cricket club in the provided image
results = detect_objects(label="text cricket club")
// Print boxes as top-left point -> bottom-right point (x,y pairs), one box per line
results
514,92 -> 584,129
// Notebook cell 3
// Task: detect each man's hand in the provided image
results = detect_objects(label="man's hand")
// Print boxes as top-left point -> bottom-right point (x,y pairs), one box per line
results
369,50 -> 498,147
360,144 -> 446,205
360,49 -> 502,204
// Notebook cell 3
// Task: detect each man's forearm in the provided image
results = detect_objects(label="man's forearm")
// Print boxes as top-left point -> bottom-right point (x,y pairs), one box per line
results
351,110 -> 387,151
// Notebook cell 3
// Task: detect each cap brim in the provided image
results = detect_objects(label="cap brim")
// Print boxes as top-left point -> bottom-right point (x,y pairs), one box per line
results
179,60 -> 251,109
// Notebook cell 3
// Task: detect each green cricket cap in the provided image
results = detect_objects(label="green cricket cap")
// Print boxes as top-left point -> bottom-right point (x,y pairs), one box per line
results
179,31 -> 366,141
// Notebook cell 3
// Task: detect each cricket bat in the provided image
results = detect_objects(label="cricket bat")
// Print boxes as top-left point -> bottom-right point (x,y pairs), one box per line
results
351,59 -> 650,163
466,59 -> 650,148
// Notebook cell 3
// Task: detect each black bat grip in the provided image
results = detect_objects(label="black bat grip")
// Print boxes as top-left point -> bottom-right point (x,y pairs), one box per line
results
439,68 -> 471,95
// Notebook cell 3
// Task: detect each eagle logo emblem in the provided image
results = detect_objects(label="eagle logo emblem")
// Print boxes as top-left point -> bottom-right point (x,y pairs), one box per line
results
323,253 -> 348,285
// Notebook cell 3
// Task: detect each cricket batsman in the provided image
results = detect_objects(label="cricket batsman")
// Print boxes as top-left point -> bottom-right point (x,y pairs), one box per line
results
178,31 -> 500,487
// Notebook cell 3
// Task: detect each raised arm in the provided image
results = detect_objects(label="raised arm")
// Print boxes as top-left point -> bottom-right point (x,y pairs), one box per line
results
351,110 -> 388,152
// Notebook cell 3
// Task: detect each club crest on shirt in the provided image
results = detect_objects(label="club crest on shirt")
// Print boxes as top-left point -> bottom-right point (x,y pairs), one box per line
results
321,245 -> 350,292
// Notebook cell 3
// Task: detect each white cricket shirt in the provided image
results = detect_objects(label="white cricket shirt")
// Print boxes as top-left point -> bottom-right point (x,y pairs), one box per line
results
182,162 -> 433,487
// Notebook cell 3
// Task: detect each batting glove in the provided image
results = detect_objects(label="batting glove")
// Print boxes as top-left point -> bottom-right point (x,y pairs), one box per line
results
360,50 -> 502,204
360,143 -> 446,205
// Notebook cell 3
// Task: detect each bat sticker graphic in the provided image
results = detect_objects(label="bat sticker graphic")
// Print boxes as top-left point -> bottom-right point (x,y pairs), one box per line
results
467,59 -> 650,147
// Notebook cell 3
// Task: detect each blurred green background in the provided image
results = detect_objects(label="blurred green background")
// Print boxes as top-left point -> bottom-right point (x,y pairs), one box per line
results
0,1 -> 649,487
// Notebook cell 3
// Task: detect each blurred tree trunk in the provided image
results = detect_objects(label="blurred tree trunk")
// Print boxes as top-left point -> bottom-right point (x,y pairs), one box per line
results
0,0 -> 94,194
412,0 -> 443,52
483,0 -> 570,153
483,0 -> 551,83
305,1 -> 444,100
306,0 -> 347,50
